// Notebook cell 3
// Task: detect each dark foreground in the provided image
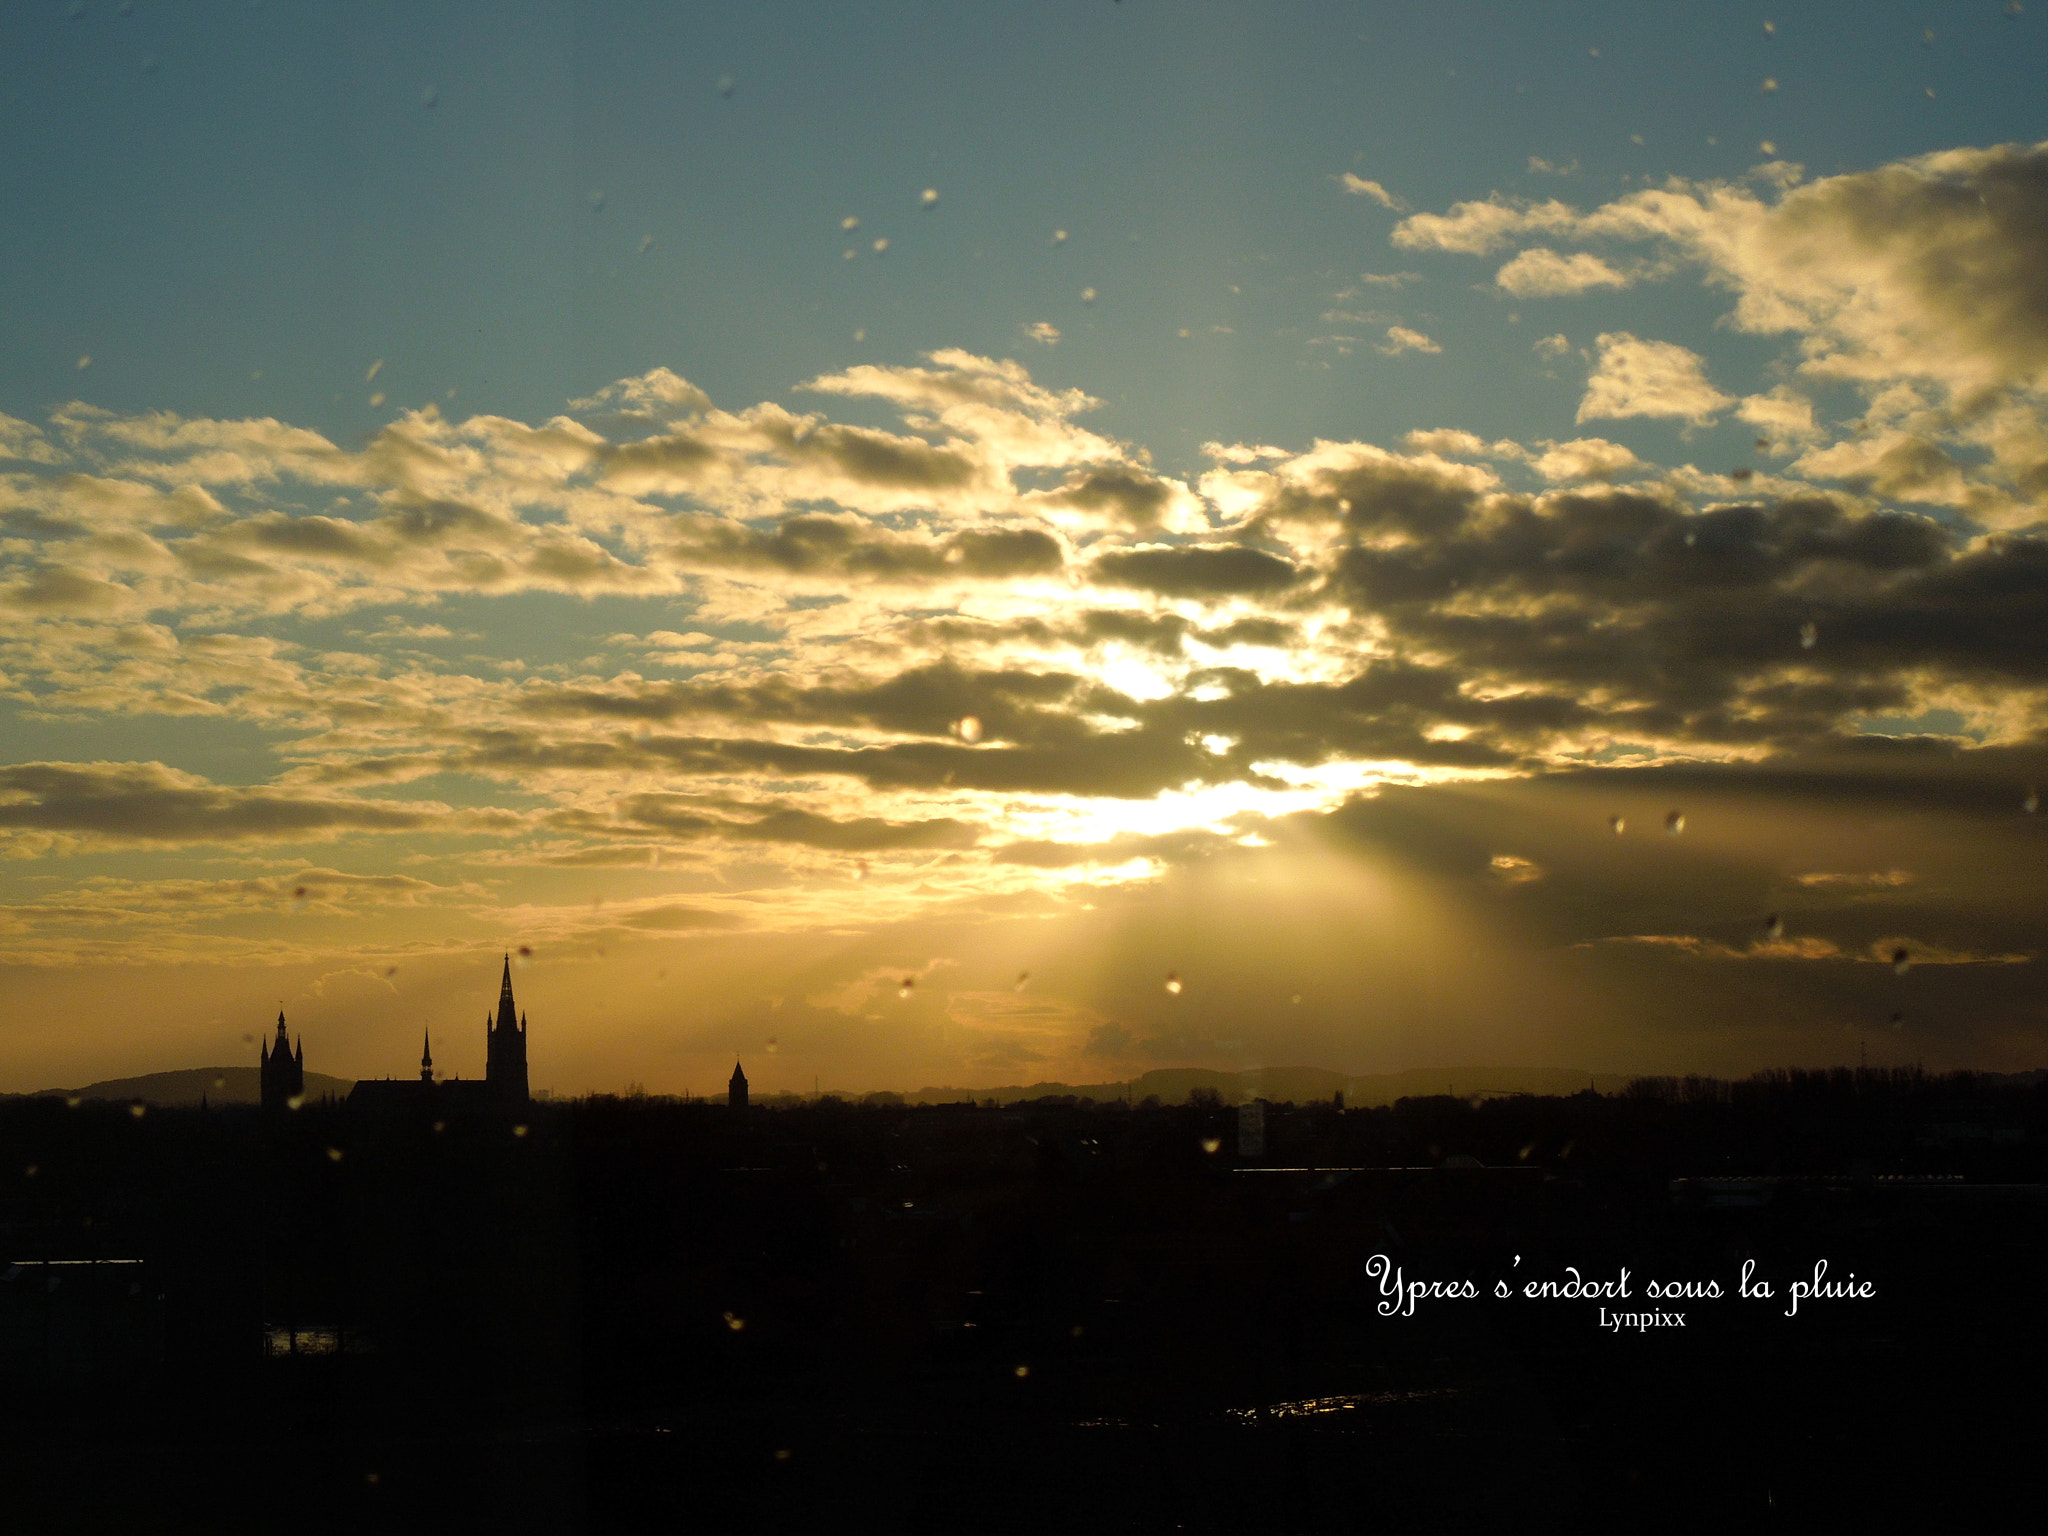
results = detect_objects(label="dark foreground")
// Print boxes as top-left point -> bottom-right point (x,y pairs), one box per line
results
2,1069 -> 2043,1534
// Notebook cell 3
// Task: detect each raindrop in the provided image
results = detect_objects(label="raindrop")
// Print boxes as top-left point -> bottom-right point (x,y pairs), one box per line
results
518,944 -> 534,957
843,249 -> 857,261
1891,947 -> 1911,976
212,1076 -> 226,1090
1664,811 -> 1685,835
1683,530 -> 1697,547
898,977 -> 916,998
955,715 -> 983,744
1200,1137 -> 1222,1154
1764,913 -> 1784,940
1799,622 -> 1818,650
2006,1 -> 2024,17
1164,971 -> 1183,995
774,1449 -> 793,1462
325,1147 -> 344,1162
1888,1011 -> 1905,1030
420,85 -> 438,109
366,359 -> 384,382
840,215 -> 860,231
368,392 -> 385,408
1921,27 -> 1934,46
1608,814 -> 1626,835
1013,1364 -> 1030,1378
638,233 -> 655,253
385,966 -> 398,977
65,1096 -> 81,1109
23,1164 -> 37,1179
723,1311 -> 746,1331
1763,19 -> 1775,33
286,1093 -> 305,1111
2023,787 -> 2039,815
1755,437 -> 1772,452
128,1103 -> 146,1119
1291,994 -> 1302,1005
1760,77 -> 1778,93
872,237 -> 888,253
588,189 -> 605,213
513,1124 -> 528,1138
853,328 -> 866,343
920,188 -> 939,209
852,860 -> 870,880
76,354 -> 92,370
1014,971 -> 1030,991
716,75 -> 735,97
765,1037 -> 779,1054
293,887 -> 308,900
1730,467 -> 1753,482
1081,287 -> 1097,304
241,1034 -> 255,1046
1759,140 -> 1777,155
1052,229 -> 1068,243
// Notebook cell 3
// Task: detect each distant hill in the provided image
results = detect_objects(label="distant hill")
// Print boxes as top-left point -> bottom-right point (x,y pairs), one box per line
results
890,1065 -> 1635,1108
17,1067 -> 357,1107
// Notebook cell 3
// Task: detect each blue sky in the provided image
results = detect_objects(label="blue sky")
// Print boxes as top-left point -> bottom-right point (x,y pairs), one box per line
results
2,1 -> 2045,1095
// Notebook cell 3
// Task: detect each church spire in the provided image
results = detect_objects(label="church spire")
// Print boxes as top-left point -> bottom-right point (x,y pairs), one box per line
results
420,1027 -> 434,1082
495,954 -> 518,1033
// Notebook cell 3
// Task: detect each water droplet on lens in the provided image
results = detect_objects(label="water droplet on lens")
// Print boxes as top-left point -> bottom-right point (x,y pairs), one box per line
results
1891,947 -> 1910,976
955,715 -> 983,743
723,1310 -> 745,1330
128,1102 -> 146,1119
325,1147 -> 343,1162
2024,787 -> 2039,815
1799,622 -> 1817,649
872,237 -> 888,253
1608,814 -> 1626,835
899,977 -> 915,998
852,859 -> 869,880
1053,229 -> 1068,243
1730,466 -> 1753,481
716,75 -> 735,96
1764,913 -> 1784,940
840,215 -> 860,231
287,1093 -> 304,1111
76,354 -> 92,370
1164,971 -> 1182,995
638,233 -> 655,253
1200,1137 -> 1221,1154
588,189 -> 605,212
1664,811 -> 1685,835
518,944 -> 534,957
421,85 -> 437,108
1014,970 -> 1030,991
1760,140 -> 1777,155
920,188 -> 939,208
1081,287 -> 1097,303
1013,1364 -> 1030,1378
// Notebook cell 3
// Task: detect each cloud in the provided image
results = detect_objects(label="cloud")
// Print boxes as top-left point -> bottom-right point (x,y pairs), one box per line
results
1378,326 -> 1442,356
1534,333 -> 1572,359
1392,197 -> 1582,255
1532,438 -> 1640,482
1338,174 -> 1405,209
1024,321 -> 1060,346
1577,333 -> 1733,424
1495,248 -> 1632,298
0,761 -> 459,854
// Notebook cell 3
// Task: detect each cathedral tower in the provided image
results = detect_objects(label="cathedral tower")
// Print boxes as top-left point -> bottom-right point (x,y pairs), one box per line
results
485,955 -> 530,1104
259,1009 -> 304,1111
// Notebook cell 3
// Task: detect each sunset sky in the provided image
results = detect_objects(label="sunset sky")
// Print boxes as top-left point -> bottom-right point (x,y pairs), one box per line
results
3,1 -> 2046,1095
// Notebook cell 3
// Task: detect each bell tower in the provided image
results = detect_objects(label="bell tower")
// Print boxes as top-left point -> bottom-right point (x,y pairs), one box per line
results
485,955 -> 530,1104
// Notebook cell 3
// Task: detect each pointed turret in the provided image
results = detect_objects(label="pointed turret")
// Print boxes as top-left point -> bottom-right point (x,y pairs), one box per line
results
728,1058 -> 748,1110
261,1008 -> 305,1111
485,954 -> 530,1104
420,1028 -> 434,1083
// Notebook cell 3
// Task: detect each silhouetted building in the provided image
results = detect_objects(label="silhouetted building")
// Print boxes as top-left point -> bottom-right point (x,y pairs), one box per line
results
729,1060 -> 748,1109
486,955 -> 530,1104
259,1009 -> 304,1111
348,958 -> 532,1121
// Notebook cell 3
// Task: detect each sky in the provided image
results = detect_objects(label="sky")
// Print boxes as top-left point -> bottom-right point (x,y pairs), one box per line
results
2,0 -> 2046,1096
